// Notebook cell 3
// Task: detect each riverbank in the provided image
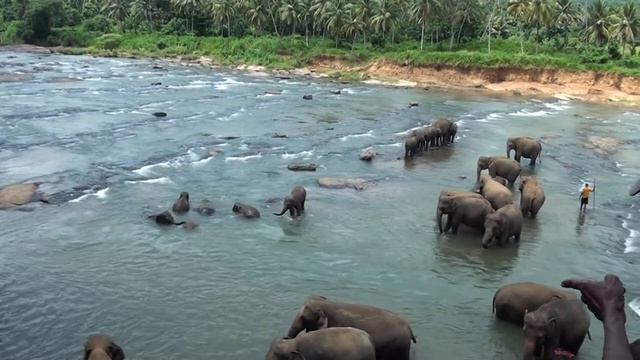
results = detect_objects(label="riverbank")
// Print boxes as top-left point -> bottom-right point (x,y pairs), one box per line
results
6,42 -> 640,106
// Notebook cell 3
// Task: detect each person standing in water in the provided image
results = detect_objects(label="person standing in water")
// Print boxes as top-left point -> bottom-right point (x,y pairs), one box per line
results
579,183 -> 595,212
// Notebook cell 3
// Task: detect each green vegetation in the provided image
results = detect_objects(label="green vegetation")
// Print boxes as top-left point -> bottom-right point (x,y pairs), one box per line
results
1,0 -> 640,76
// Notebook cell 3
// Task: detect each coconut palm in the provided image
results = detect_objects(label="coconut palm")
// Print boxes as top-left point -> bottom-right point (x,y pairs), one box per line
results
130,0 -> 155,24
171,0 -> 203,32
528,0 -> 552,52
584,0 -> 611,46
102,0 -> 129,30
507,0 -> 530,53
211,0 -> 237,36
343,6 -> 365,48
299,0 -> 314,44
612,1 -> 640,56
246,0 -> 268,35
411,0 -> 440,50
555,0 -> 577,47
311,0 -> 332,38
351,0 -> 374,44
325,0 -> 349,45
370,0 -> 402,41
280,0 -> 301,35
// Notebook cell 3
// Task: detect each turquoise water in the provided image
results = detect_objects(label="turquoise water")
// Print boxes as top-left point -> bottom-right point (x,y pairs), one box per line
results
1,51 -> 639,360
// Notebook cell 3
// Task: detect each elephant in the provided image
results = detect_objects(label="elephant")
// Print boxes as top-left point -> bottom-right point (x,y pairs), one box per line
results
437,190 -> 485,233
438,194 -> 494,234
274,186 -> 307,217
232,202 -> 261,218
84,335 -> 125,360
422,126 -> 442,150
412,128 -> 427,152
492,282 -> 576,325
148,211 -> 186,226
286,296 -> 416,360
404,136 -> 419,158
432,118 -> 455,145
519,177 -> 546,218
0,182 -> 48,209
172,192 -> 190,214
477,156 -> 522,185
194,199 -> 215,216
492,176 -> 509,187
478,175 -> 514,210
266,328 -> 376,360
507,137 -> 542,166
631,178 -> 640,196
481,204 -> 523,248
522,298 -> 591,360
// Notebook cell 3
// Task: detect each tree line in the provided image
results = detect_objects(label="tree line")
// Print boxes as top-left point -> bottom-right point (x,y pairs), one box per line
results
1,0 -> 638,56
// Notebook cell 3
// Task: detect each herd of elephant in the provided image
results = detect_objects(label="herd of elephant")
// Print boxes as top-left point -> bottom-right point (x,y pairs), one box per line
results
84,281 -> 592,360
437,136 -> 544,249
403,118 -> 458,158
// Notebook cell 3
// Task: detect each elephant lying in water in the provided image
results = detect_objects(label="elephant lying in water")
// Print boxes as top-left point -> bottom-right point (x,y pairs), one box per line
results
287,296 -> 416,360
274,186 -> 306,217
267,328 -> 376,360
493,282 -> 576,325
522,299 -> 591,360
84,335 -> 125,360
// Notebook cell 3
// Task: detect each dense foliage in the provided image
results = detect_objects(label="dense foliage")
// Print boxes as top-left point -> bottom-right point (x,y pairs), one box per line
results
1,0 -> 640,75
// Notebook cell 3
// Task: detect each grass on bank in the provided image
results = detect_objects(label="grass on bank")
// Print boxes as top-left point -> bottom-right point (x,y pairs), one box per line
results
19,26 -> 640,77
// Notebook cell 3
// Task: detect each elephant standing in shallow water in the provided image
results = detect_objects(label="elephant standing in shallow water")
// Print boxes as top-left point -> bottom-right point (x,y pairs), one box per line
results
507,137 -> 542,166
519,177 -> 546,218
438,194 -> 493,234
404,136 -> 419,158
287,296 -> 416,360
437,190 -> 485,233
477,156 -> 522,186
481,204 -> 523,248
266,328 -> 376,360
274,186 -> 307,217
478,175 -> 513,210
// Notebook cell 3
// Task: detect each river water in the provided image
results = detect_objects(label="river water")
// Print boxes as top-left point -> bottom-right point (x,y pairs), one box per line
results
1,51 -> 639,360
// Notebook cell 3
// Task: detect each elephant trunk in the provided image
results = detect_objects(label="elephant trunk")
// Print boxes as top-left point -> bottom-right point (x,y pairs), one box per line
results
287,316 -> 305,338
273,206 -> 288,216
476,167 -> 482,183
481,230 -> 493,249
522,338 -> 539,360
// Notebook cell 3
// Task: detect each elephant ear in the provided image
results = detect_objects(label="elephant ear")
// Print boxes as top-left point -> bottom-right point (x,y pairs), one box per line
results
315,309 -> 328,329
290,351 -> 306,360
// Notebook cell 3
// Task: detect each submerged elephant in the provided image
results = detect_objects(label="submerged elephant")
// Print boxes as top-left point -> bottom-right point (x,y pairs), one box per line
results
493,282 -> 576,325
404,136 -> 419,158
172,192 -> 190,214
438,194 -> 493,234
507,137 -> 542,166
232,202 -> 261,218
482,204 -> 523,248
84,335 -> 125,360
477,156 -> 522,185
519,177 -> 546,218
194,199 -> 215,216
274,186 -> 307,217
522,299 -> 591,360
478,175 -> 513,210
266,328 -> 376,360
437,190 -> 485,233
148,211 -> 185,226
287,296 -> 416,360
0,182 -> 47,209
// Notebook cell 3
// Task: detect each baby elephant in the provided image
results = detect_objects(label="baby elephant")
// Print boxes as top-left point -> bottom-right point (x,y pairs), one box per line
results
266,327 -> 375,360
233,202 -> 261,219
482,204 -> 523,248
274,186 -> 307,217
493,282 -> 576,325
172,192 -> 190,214
148,211 -> 185,226
84,335 -> 125,360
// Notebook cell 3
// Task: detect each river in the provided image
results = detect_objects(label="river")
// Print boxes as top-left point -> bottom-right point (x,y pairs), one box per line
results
1,51 -> 639,360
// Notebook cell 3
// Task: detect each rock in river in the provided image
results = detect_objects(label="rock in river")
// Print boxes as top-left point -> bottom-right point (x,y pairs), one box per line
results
318,178 -> 368,190
0,183 -> 42,209
359,147 -> 377,162
288,164 -> 317,172
153,112 -> 167,118
303,94 -> 313,100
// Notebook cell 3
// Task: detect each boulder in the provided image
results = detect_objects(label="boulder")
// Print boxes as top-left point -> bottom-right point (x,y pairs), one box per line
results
318,178 -> 368,190
359,148 -> 377,162
152,112 -> 167,118
330,90 -> 342,95
151,82 -> 162,86
152,65 -> 164,70
272,133 -> 288,138
288,164 -> 317,172
303,94 -> 313,100
0,183 -> 40,209
409,102 -> 419,108
584,136 -> 620,155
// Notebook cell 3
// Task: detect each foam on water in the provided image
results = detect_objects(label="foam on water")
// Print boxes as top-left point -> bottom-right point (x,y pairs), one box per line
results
622,216 -> 640,253
544,100 -> 572,111
378,142 -> 403,147
225,153 -> 262,162
215,78 -> 246,90
218,108 -> 245,122
69,187 -> 109,203
281,150 -> 314,159
509,110 -> 551,117
192,156 -> 213,166
125,177 -> 173,185
630,298 -> 640,316
340,130 -> 375,141
394,127 -> 421,136
132,162 -> 171,176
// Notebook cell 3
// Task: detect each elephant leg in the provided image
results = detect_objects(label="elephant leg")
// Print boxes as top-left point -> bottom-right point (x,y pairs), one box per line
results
499,232 -> 509,246
529,156 -> 536,166
443,214 -> 453,233
451,213 -> 463,234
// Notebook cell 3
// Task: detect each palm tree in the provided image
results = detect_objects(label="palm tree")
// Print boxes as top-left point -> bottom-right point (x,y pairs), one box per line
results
325,0 -> 349,45
311,0 -> 332,38
555,0 -> 577,47
411,0 -> 439,50
130,0 -> 155,25
370,0 -> 402,42
246,0 -> 267,35
528,0 -> 552,52
584,0 -> 611,46
102,0 -> 130,30
211,0 -> 237,36
280,0 -> 301,35
507,0 -> 530,53
343,6 -> 365,48
171,0 -> 203,33
612,1 -> 640,57
299,0 -> 314,45
351,0 -> 374,44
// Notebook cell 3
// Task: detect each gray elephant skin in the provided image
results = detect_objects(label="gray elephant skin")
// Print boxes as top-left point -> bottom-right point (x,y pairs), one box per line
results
274,186 -> 307,217
507,137 -> 542,166
422,126 -> 443,150
286,296 -> 416,360
519,177 -> 546,218
432,118 -> 456,145
482,204 -> 523,248
436,190 -> 485,233
522,298 -> 590,360
478,175 -> 514,210
438,194 -> 493,234
404,136 -> 419,158
477,156 -> 522,185
493,282 -> 576,325
266,327 -> 376,360
84,335 -> 125,360
172,192 -> 190,214
233,202 -> 261,218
